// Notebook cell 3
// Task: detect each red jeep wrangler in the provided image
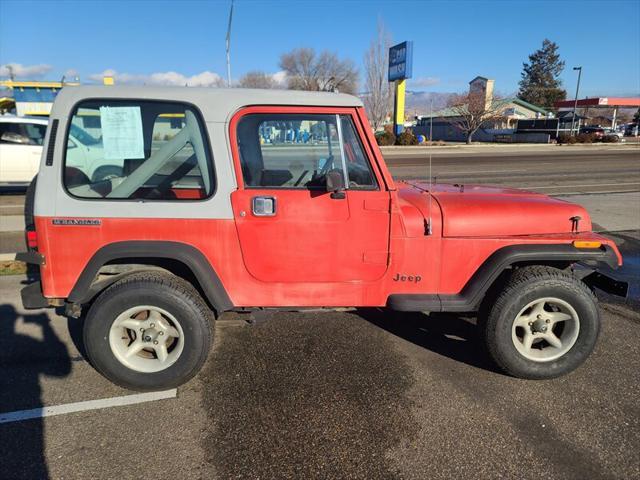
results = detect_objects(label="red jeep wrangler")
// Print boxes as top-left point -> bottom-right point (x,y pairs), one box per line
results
19,86 -> 627,391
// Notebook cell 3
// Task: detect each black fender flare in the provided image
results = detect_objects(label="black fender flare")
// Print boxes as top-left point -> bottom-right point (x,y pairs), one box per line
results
67,241 -> 234,312
387,243 -> 621,312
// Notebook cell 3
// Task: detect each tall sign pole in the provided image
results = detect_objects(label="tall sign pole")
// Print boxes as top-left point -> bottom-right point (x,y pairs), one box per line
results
225,0 -> 234,88
388,41 -> 413,136
570,66 -> 582,136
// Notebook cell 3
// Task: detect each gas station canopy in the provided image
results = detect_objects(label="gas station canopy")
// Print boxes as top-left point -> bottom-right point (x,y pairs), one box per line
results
554,97 -> 640,108
554,97 -> 640,129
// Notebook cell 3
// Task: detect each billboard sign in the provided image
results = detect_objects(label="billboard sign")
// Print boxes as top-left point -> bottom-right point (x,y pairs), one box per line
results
388,41 -> 413,82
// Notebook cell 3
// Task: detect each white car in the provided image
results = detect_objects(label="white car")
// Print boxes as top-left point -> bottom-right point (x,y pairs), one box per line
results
0,115 -> 121,186
603,128 -> 624,141
0,116 -> 47,186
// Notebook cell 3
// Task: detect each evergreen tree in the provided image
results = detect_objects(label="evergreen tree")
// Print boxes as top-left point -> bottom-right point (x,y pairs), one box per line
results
633,108 -> 640,123
518,39 -> 567,109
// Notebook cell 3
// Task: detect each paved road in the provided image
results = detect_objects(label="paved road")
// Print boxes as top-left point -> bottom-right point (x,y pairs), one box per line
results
0,269 -> 638,479
384,147 -> 640,195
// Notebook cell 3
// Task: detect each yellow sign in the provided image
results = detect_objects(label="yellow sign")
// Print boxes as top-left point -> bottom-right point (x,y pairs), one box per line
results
393,79 -> 406,135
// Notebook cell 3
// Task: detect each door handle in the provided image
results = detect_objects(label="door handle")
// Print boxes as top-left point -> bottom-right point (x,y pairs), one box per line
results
252,196 -> 276,216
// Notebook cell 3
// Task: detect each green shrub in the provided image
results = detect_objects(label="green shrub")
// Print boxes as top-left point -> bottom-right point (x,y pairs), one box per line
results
576,133 -> 594,143
375,130 -> 396,146
395,128 -> 419,146
601,134 -> 619,143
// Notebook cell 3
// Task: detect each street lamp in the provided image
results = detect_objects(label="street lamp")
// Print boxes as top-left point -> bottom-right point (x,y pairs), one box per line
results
570,66 -> 582,136
225,0 -> 234,87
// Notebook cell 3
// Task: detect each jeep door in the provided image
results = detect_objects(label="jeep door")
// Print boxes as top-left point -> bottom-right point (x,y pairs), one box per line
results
230,107 -> 390,283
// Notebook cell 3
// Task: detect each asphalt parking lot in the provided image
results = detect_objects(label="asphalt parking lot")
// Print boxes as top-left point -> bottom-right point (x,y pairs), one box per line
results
1,146 -> 639,479
0,274 -> 639,480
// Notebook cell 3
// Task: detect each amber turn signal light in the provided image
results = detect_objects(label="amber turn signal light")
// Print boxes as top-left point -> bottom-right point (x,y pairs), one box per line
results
572,240 -> 602,249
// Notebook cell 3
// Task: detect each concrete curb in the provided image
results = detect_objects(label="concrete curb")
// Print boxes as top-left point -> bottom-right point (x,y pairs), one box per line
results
379,143 -> 639,152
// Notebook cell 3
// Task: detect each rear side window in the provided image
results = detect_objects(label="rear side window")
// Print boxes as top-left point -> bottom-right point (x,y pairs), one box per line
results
236,113 -> 377,190
64,100 -> 213,200
0,122 -> 47,145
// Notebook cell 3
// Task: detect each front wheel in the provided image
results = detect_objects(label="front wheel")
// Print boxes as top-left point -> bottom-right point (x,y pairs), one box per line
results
482,266 -> 600,379
83,272 -> 214,391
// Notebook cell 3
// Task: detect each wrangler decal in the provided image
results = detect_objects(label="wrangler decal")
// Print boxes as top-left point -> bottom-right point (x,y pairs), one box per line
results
52,219 -> 102,226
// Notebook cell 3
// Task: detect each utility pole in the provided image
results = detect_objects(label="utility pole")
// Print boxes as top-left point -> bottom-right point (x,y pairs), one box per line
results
225,0 -> 234,88
429,97 -> 433,142
570,66 -> 582,136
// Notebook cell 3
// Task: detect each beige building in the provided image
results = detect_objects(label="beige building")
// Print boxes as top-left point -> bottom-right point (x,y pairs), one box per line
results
415,76 -> 549,141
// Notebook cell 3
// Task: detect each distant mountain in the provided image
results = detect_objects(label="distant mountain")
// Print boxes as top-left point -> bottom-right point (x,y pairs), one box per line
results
404,91 -> 455,117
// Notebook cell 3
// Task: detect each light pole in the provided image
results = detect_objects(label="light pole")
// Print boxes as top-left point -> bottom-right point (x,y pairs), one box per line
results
225,0 -> 234,87
570,66 -> 582,136
429,97 -> 433,142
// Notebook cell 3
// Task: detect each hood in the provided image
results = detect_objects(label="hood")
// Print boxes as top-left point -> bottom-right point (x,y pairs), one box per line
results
400,181 -> 591,237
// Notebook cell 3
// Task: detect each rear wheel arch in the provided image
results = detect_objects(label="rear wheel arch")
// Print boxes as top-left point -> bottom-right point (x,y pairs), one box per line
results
68,241 -> 233,313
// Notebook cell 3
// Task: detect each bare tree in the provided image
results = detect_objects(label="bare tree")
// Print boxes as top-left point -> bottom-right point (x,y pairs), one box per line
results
238,71 -> 277,89
363,22 -> 392,130
446,91 -> 506,144
279,48 -> 358,94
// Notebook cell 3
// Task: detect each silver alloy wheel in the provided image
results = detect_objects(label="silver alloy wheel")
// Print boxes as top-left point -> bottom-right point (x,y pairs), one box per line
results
511,297 -> 580,362
108,305 -> 185,373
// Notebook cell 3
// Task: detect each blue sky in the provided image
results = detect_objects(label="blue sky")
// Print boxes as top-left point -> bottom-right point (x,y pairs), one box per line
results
1,0 -> 639,97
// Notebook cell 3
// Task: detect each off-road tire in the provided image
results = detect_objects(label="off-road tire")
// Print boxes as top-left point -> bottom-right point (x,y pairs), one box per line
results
482,265 -> 599,379
83,271 -> 214,391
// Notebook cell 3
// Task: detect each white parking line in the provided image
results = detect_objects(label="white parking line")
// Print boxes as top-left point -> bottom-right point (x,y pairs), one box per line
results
0,389 -> 177,424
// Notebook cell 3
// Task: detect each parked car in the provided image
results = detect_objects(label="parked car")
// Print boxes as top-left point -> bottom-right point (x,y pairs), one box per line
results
0,115 -> 120,186
0,116 -> 48,186
18,86 -> 627,391
624,123 -> 639,137
579,126 -> 605,139
603,128 -> 624,141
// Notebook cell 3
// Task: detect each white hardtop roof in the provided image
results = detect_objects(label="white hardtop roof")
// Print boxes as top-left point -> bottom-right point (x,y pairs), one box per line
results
0,114 -> 48,124
51,86 -> 363,122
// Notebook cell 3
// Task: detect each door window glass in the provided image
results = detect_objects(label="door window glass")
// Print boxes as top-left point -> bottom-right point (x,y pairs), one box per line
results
0,122 -> 39,145
236,113 -> 377,190
64,100 -> 214,200
22,123 -> 48,145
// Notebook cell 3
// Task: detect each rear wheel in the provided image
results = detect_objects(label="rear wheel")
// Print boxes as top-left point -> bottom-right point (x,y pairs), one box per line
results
482,266 -> 599,379
83,272 -> 214,391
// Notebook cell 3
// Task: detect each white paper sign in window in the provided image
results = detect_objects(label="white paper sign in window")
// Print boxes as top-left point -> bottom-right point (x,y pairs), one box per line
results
99,106 -> 145,160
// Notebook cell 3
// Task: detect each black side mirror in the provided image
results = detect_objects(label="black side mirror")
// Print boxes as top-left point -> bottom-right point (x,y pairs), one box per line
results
326,169 -> 345,199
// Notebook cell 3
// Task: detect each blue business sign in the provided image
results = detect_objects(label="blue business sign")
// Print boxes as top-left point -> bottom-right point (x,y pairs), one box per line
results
388,41 -> 413,81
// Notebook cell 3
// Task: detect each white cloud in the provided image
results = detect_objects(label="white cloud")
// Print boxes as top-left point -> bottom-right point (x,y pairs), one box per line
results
410,76 -> 440,88
0,63 -> 53,78
89,69 -> 224,87
64,68 -> 80,78
271,70 -> 287,86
